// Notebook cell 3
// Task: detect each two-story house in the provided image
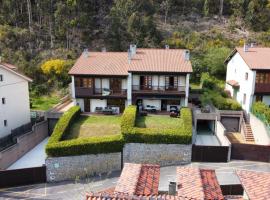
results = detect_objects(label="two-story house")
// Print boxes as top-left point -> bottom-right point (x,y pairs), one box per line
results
0,62 -> 32,138
225,46 -> 270,112
69,47 -> 193,113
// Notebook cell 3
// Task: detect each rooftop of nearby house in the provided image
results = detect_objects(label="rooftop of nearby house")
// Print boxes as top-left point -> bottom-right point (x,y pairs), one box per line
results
176,167 -> 224,200
114,163 -> 160,196
0,62 -> 32,82
236,170 -> 270,200
68,48 -> 193,76
225,47 -> 270,70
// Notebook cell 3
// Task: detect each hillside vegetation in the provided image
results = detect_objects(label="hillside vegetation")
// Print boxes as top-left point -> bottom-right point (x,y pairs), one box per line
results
0,0 -> 270,95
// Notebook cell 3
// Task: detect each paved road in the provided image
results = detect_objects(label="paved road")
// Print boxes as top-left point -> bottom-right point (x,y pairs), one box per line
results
0,160 -> 269,200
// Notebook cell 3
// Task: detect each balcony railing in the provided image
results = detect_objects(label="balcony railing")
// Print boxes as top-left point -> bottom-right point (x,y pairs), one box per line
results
75,87 -> 127,97
255,83 -> 270,93
132,85 -> 186,93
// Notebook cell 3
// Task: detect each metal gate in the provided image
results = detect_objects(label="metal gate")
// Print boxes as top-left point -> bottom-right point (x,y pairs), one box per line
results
0,166 -> 46,188
192,145 -> 229,162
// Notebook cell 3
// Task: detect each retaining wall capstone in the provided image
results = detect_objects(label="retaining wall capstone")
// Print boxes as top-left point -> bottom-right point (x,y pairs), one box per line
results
46,152 -> 121,182
123,143 -> 192,166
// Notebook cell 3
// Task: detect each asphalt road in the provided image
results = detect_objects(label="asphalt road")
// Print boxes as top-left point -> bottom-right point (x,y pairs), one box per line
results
0,160 -> 269,200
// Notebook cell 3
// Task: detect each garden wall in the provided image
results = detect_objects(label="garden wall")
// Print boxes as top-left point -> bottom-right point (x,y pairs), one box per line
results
123,143 -> 192,166
46,152 -> 121,182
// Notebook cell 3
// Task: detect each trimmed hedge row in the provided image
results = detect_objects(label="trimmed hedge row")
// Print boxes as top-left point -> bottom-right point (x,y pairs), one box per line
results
251,101 -> 270,127
121,105 -> 192,144
46,106 -> 124,157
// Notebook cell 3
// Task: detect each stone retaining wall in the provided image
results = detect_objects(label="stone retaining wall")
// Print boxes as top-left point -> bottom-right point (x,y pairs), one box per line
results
46,152 -> 121,182
123,143 -> 192,166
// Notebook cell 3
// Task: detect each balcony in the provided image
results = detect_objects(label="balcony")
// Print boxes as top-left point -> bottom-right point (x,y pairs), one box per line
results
255,83 -> 270,94
132,85 -> 186,95
75,87 -> 127,98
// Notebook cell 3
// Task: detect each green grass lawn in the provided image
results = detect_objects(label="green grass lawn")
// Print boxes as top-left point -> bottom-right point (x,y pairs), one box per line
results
66,115 -> 121,139
31,95 -> 61,111
135,115 -> 182,129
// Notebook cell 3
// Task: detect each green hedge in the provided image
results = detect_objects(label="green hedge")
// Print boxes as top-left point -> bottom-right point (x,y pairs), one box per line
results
121,105 -> 192,144
46,106 -> 124,157
252,102 -> 270,126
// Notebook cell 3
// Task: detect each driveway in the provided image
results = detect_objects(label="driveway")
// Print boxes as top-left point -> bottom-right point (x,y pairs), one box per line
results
0,160 -> 269,200
7,138 -> 49,170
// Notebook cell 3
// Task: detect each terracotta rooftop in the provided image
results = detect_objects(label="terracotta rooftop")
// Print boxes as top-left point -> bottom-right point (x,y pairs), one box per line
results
176,167 -> 224,200
236,170 -> 270,200
226,80 -> 240,87
114,163 -> 160,196
226,47 -> 270,70
69,49 -> 193,76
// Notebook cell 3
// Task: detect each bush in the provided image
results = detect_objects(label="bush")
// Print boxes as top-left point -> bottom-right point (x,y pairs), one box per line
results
252,102 -> 270,125
46,106 -> 124,157
121,106 -> 192,144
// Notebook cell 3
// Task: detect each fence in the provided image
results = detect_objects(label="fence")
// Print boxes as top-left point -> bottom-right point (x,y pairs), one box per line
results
231,143 -> 270,162
192,145 -> 230,162
0,166 -> 46,188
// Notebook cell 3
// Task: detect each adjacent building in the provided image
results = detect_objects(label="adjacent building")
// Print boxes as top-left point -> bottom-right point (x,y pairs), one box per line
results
225,46 -> 270,112
0,63 -> 32,138
69,47 -> 193,113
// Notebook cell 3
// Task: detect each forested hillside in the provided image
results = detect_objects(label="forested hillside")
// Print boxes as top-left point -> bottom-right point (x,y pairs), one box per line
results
0,0 -> 270,97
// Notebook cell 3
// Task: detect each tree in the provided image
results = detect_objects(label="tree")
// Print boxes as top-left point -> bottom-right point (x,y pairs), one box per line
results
219,0 -> 224,16
203,0 -> 210,17
160,0 -> 171,24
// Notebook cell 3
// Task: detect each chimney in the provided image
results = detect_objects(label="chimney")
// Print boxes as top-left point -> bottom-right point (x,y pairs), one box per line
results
83,49 -> 89,58
184,50 -> 190,61
165,45 -> 170,50
243,43 -> 249,52
130,44 -> 137,57
102,47 -> 106,52
168,182 -> 177,195
128,49 -> 132,64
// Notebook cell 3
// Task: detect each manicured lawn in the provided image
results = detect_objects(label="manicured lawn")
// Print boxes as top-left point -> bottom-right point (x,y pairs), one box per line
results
136,115 -> 182,129
31,95 -> 61,111
66,115 -> 121,139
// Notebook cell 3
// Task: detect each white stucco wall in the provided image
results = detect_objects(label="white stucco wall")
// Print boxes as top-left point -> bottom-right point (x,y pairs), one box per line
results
90,99 -> 107,112
0,67 -> 31,138
142,99 -> 161,110
75,99 -> 84,111
225,52 -> 256,112
250,114 -> 270,145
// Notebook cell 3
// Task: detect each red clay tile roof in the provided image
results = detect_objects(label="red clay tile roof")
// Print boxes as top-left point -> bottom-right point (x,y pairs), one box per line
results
114,163 -> 160,196
176,167 -> 224,200
0,62 -> 32,82
69,49 -> 193,76
236,170 -> 270,200
226,80 -> 240,87
226,47 -> 270,70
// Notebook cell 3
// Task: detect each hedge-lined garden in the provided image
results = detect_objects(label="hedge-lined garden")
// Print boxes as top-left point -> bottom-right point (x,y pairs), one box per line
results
45,106 -> 124,157
46,105 -> 193,157
121,105 -> 192,144
251,102 -> 270,129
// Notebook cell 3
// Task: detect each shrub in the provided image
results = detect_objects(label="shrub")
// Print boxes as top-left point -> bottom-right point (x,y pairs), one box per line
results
252,102 -> 270,125
46,106 -> 124,157
121,106 -> 192,144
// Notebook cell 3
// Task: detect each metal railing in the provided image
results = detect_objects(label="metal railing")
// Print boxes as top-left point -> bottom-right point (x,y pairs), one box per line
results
132,85 -> 186,92
94,88 -> 127,95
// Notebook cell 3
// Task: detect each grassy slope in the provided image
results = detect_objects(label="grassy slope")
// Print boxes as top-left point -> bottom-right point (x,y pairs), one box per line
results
31,95 -> 61,111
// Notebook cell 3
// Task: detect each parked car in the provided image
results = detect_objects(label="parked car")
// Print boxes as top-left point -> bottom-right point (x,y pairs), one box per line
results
144,105 -> 157,112
170,106 -> 179,113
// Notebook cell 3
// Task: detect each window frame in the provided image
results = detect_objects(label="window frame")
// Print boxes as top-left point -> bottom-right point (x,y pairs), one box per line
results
0,74 -> 3,81
2,97 -> 5,104
4,120 -> 7,127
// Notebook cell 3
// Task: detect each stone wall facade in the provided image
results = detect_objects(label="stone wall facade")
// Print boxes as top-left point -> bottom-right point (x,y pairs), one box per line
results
123,143 -> 192,166
46,152 -> 121,182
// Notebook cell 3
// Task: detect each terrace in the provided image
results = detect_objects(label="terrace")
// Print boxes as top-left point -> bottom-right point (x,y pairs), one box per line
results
135,115 -> 182,129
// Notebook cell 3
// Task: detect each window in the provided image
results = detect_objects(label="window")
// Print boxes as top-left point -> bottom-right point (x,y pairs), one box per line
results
4,120 -> 7,127
0,75 -> 3,81
243,93 -> 246,105
245,73 -> 248,80
2,98 -> 5,104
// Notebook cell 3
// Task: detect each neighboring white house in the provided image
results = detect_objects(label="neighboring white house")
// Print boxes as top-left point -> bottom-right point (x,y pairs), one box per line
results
69,47 -> 193,113
225,46 -> 270,112
0,63 -> 32,138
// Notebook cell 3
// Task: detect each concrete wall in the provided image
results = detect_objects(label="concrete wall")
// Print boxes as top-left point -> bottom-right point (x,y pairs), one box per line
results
262,95 -> 270,106
216,121 -> 231,146
250,114 -> 270,145
123,143 -> 192,166
0,120 -> 48,170
0,67 -> 31,138
90,99 -> 107,112
46,152 -> 121,182
225,52 -> 256,112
